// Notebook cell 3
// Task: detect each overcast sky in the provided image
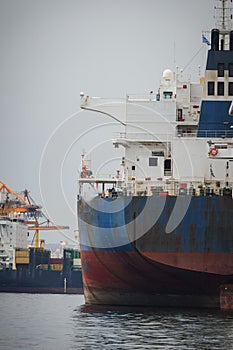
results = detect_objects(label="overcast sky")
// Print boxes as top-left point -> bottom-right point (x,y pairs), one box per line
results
0,0 -> 214,244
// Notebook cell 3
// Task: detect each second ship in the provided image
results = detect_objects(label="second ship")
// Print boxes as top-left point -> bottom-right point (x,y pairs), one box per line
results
0,181 -> 83,294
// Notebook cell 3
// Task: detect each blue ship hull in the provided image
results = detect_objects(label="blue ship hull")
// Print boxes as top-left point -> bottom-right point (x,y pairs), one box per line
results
78,194 -> 233,307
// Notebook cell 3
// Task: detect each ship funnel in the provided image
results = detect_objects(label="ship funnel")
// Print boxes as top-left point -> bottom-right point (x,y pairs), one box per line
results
211,29 -> 220,51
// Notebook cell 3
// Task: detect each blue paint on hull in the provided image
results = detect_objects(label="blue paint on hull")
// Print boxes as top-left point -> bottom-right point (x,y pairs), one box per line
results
78,195 -> 233,254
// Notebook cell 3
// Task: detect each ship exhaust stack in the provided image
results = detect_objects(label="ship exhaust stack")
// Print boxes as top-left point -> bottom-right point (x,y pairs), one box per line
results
211,29 -> 220,51
221,38 -> 224,50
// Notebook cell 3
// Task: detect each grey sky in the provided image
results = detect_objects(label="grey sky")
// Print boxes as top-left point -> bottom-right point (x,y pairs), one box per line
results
0,0 -> 214,243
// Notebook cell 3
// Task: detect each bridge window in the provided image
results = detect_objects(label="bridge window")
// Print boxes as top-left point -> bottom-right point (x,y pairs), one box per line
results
208,81 -> 215,95
163,91 -> 173,99
229,63 -> 233,77
229,82 -> 233,96
152,151 -> 164,156
164,159 -> 172,176
217,82 -> 224,96
218,63 -> 225,77
149,158 -> 158,166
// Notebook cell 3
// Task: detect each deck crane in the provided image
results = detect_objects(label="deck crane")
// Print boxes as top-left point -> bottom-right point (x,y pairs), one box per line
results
23,189 -> 69,248
0,181 -> 69,248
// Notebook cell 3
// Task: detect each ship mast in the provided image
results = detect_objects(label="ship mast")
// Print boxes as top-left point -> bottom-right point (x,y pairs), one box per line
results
215,0 -> 233,31
215,0 -> 233,48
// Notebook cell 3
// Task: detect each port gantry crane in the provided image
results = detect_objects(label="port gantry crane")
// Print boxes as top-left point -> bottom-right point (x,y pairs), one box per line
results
0,180 -> 69,248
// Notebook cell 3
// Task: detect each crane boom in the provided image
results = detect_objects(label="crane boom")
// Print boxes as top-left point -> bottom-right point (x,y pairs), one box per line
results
0,180 -> 69,248
0,180 -> 29,207
27,226 -> 69,230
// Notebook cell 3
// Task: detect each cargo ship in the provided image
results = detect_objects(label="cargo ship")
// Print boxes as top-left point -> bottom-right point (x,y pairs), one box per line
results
0,181 -> 83,294
78,0 -> 233,308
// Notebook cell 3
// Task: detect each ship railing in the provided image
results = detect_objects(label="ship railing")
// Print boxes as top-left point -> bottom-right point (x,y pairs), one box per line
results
126,93 -> 159,102
80,96 -> 125,107
80,94 -> 172,105
197,130 -> 233,138
79,175 -> 233,198
113,132 -> 173,142
177,130 -> 233,138
82,94 -> 201,108
78,174 -> 122,186
177,131 -> 197,138
121,180 -> 233,197
83,173 -> 120,181
113,129 -> 233,141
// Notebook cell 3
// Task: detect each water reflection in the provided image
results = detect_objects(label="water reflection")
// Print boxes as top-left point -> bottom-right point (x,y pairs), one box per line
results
1,293 -> 233,350
73,305 -> 233,349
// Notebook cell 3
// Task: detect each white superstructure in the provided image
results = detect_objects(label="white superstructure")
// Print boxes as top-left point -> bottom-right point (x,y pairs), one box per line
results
0,216 -> 28,268
80,64 -> 233,197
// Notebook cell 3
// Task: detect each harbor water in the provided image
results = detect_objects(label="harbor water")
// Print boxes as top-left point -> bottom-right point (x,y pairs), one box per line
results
1,293 -> 233,349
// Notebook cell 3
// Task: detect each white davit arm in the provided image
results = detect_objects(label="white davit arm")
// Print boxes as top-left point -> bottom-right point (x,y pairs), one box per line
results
80,92 -> 126,125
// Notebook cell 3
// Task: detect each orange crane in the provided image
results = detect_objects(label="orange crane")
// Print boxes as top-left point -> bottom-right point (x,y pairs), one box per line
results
0,180 -> 31,214
0,180 -> 29,206
0,181 -> 69,248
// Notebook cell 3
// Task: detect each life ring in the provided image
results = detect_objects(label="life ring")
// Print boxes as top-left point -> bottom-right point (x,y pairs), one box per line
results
210,147 -> 218,156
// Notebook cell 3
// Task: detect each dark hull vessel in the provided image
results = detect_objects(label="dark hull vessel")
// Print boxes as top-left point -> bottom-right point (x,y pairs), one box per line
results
78,1 -> 233,308
0,269 -> 83,294
79,195 -> 233,307
0,181 -> 83,294
0,248 -> 83,294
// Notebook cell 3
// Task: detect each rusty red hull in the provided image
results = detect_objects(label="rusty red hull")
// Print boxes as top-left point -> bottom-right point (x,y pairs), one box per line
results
78,195 -> 233,308
81,249 -> 233,307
